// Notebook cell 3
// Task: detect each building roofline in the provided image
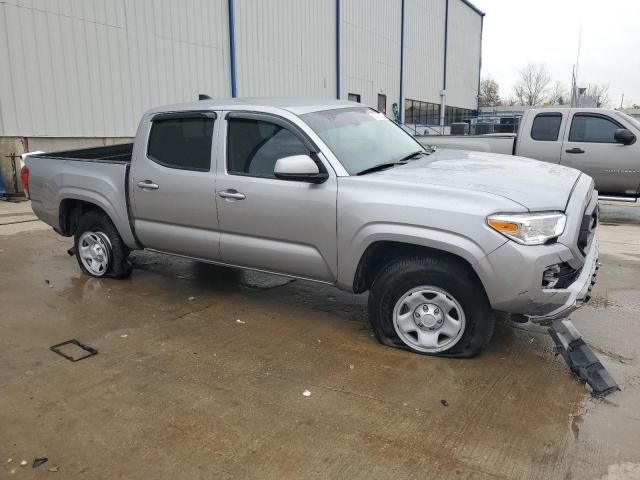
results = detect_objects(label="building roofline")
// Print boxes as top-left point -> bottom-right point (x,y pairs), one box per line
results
460,0 -> 485,17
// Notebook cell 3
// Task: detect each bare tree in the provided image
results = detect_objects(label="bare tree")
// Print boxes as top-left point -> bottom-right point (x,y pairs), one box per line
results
548,81 -> 568,105
586,83 -> 610,108
512,63 -> 551,106
479,77 -> 501,107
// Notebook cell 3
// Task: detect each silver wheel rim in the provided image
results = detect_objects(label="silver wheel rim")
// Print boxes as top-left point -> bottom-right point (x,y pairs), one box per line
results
392,286 -> 466,353
78,231 -> 112,277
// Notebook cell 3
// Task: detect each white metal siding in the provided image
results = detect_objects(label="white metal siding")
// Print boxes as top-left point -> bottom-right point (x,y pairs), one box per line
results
340,0 -> 401,115
0,0 -> 483,137
403,0 -> 445,105
445,0 -> 481,110
0,0 -> 231,137
234,0 -> 336,98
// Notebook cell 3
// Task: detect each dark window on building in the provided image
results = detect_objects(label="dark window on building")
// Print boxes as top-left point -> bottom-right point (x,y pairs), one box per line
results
531,113 -> 562,141
348,93 -> 361,103
377,94 -> 387,114
404,99 -> 441,125
569,114 -> 621,143
147,116 -> 214,171
227,118 -> 308,178
444,106 -> 476,126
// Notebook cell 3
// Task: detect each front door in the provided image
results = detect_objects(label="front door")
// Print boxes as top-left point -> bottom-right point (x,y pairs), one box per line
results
560,112 -> 640,195
130,111 -> 221,259
215,112 -> 338,282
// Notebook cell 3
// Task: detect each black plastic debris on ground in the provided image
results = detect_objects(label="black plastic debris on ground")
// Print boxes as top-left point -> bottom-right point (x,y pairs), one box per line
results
549,318 -> 620,397
50,339 -> 98,362
32,457 -> 48,468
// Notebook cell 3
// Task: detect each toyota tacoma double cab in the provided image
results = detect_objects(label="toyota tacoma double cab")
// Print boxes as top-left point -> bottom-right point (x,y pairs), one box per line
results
23,98 -> 599,357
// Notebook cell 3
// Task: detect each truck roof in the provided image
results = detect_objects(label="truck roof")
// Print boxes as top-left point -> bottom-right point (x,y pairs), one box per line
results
527,107 -> 618,113
144,97 -> 361,117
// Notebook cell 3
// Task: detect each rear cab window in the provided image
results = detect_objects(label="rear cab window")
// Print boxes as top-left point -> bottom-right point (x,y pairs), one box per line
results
147,113 -> 215,171
530,113 -> 562,141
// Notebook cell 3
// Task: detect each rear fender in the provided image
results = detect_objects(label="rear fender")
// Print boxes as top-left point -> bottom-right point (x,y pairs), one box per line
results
57,187 -> 137,248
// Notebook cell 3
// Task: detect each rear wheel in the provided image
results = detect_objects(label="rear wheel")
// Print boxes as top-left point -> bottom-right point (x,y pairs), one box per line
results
74,210 -> 132,278
368,255 -> 494,358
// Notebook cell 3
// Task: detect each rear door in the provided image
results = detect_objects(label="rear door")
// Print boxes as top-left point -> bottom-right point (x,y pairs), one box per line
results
560,111 -> 640,195
215,112 -> 338,282
130,111 -> 222,259
516,111 -> 567,163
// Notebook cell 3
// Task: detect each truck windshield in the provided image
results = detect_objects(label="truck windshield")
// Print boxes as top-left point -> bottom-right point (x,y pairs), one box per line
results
302,107 -> 425,175
617,112 -> 640,131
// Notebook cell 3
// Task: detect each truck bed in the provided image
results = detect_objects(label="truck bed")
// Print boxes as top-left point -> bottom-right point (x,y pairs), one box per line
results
31,143 -> 133,164
25,143 -> 138,248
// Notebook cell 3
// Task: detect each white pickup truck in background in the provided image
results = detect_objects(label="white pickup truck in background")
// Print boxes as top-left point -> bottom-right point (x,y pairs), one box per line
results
420,108 -> 640,199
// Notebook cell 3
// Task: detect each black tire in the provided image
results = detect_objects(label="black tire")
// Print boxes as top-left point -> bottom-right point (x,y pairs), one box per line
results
74,210 -> 132,279
368,255 -> 494,358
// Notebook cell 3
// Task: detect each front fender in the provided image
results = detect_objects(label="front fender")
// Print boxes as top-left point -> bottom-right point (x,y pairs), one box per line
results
337,222 -> 505,291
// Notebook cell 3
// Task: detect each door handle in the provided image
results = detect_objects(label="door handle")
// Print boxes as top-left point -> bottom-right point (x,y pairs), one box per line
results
565,148 -> 585,154
218,189 -> 246,200
137,180 -> 159,190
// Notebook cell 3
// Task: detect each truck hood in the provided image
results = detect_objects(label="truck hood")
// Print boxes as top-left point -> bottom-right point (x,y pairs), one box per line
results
372,149 -> 581,211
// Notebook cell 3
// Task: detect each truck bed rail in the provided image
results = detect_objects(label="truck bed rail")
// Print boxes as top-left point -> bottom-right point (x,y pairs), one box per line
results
30,143 -> 133,164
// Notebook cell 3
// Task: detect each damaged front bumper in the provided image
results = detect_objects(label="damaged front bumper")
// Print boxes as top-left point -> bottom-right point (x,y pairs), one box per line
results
527,239 -> 598,324
476,237 -> 599,326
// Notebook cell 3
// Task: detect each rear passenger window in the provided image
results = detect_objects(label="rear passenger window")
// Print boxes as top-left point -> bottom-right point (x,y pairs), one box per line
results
531,113 -> 562,141
227,118 -> 308,177
147,115 -> 214,171
569,114 -> 620,143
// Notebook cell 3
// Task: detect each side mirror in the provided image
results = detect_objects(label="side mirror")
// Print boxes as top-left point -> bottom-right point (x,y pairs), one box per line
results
274,155 -> 328,184
614,128 -> 636,145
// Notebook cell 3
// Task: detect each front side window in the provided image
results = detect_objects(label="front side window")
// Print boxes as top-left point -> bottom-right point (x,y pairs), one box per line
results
569,114 -> 620,143
302,107 -> 424,175
531,113 -> 562,141
147,116 -> 214,171
227,119 -> 308,178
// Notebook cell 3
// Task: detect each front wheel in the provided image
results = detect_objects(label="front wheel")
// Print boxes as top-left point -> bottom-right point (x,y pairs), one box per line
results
368,255 -> 494,358
74,210 -> 132,278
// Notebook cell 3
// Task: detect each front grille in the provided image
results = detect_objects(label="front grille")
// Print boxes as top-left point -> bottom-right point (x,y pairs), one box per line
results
578,203 -> 598,254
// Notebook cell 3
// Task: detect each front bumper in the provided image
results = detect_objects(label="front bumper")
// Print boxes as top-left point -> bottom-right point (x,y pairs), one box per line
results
527,239 -> 598,323
476,237 -> 598,324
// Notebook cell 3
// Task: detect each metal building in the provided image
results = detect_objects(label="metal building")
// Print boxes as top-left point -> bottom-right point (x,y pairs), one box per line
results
0,0 -> 483,191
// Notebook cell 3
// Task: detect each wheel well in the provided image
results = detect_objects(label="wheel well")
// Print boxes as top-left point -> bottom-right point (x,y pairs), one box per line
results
352,241 -> 475,294
59,199 -> 108,236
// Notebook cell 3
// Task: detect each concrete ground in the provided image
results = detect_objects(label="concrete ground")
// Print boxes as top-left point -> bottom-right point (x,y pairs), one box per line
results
1,200 -> 639,479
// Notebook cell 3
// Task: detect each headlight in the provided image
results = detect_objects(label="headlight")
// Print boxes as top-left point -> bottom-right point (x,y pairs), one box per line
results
487,212 -> 566,245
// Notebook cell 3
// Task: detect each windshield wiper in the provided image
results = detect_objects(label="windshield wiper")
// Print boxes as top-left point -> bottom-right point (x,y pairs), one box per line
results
357,150 -> 427,176
357,162 -> 403,176
394,150 -> 427,163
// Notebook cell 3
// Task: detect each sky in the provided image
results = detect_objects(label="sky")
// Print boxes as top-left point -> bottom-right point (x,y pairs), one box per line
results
470,0 -> 640,108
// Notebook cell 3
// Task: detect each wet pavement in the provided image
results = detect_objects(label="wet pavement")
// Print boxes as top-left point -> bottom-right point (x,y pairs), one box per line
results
1,200 -> 639,479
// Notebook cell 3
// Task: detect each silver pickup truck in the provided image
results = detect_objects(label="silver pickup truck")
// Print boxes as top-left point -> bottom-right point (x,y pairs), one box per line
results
421,108 -> 640,199
23,98 -> 599,358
